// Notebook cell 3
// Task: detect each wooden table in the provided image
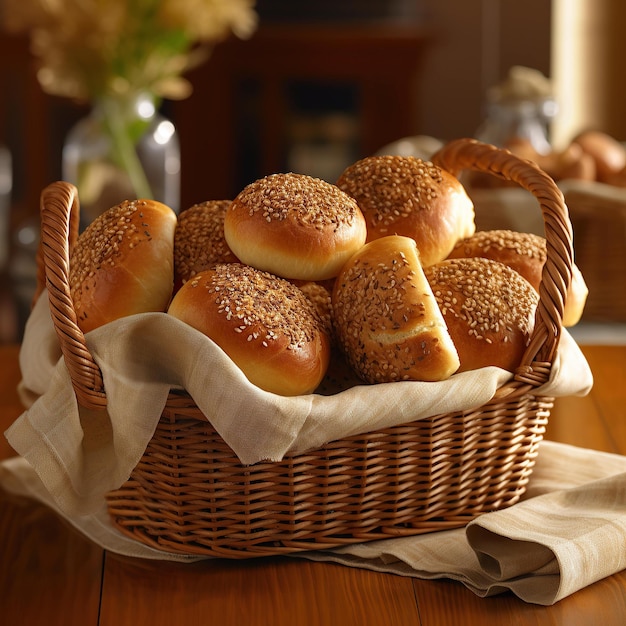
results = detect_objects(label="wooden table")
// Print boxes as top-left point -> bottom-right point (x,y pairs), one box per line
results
1,343 -> 625,625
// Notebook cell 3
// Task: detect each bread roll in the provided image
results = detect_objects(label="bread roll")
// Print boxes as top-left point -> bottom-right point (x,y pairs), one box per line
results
447,229 -> 588,327
224,173 -> 367,281
505,138 -> 596,183
332,235 -> 460,383
604,164 -> 626,188
469,139 -> 597,186
174,200 -> 238,288
424,257 -> 539,373
296,280 -> 334,339
167,263 -> 331,396
553,143 -> 597,181
571,130 -> 626,183
69,198 -> 177,333
336,155 -> 475,266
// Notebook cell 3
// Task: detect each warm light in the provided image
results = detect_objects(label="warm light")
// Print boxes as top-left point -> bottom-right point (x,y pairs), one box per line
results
137,98 -> 156,120
551,0 -> 583,147
551,0 -> 615,146
154,120 -> 176,145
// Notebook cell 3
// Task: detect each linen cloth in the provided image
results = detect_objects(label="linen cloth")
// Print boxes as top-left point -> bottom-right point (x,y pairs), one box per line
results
4,291 -> 621,606
3,442 -> 625,606
7,292 -> 592,516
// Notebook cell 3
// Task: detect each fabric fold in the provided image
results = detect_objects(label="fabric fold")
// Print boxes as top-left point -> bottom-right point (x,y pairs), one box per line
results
299,442 -> 626,605
466,470 -> 626,602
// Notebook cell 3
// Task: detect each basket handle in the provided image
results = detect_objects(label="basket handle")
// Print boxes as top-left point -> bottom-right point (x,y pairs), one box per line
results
36,181 -> 107,410
431,138 -> 574,383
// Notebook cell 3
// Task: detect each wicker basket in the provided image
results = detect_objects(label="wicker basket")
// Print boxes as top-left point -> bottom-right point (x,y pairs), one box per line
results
559,180 -> 626,323
35,138 -> 573,559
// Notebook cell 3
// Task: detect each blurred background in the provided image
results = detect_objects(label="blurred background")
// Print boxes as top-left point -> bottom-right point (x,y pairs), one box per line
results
1,0 -> 625,342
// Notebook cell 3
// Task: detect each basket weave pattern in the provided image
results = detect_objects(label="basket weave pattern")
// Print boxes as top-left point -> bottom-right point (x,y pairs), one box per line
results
35,139 -> 573,558
562,184 -> 626,322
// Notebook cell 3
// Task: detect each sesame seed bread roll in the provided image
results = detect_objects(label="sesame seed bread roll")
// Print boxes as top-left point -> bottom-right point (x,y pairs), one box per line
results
447,229 -> 588,327
224,173 -> 367,281
167,263 -> 331,396
336,155 -> 476,266
424,257 -> 539,373
69,198 -> 177,333
332,235 -> 460,384
296,280 -> 334,339
174,200 -> 238,288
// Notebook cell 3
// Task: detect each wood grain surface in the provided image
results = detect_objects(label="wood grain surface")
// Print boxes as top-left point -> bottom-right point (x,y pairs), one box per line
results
1,343 -> 625,625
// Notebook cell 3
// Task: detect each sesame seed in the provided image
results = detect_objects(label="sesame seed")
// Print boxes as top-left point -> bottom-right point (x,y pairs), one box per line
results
230,172 -> 360,231
336,155 -> 445,230
205,263 -> 327,350
424,257 -> 539,344
173,200 -> 236,284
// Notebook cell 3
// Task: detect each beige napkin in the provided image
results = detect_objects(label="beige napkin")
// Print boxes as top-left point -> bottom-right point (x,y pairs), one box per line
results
2,441 -> 625,606
5,292 -> 592,517
303,441 -> 626,605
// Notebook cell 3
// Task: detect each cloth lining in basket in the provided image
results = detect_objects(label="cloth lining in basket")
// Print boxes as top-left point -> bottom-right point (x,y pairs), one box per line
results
5,291 -> 592,519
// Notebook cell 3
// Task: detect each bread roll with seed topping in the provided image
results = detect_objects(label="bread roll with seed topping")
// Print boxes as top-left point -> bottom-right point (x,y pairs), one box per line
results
447,229 -> 588,327
69,198 -> 176,333
336,155 -> 475,266
332,235 -> 460,383
224,173 -> 367,281
424,257 -> 539,373
296,280 -> 334,339
167,263 -> 331,396
174,200 -> 238,288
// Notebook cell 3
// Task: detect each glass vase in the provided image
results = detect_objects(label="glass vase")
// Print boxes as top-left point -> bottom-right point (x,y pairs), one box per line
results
63,93 -> 181,229
475,96 -> 558,155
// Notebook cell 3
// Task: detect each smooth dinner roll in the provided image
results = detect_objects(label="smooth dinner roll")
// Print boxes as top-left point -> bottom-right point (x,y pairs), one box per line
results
571,130 -> 626,183
502,138 -> 597,184
167,263 -> 331,396
447,229 -> 588,327
336,155 -> 476,266
424,257 -> 539,373
69,198 -> 177,333
332,235 -> 460,384
174,200 -> 238,288
224,173 -> 367,281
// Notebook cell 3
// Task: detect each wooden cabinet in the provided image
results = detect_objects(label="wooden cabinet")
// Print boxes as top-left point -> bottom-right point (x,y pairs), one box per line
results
172,23 -> 432,206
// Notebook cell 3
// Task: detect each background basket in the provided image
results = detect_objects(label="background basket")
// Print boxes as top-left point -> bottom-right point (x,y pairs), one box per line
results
35,138 -> 574,559
559,180 -> 626,323
458,176 -> 626,324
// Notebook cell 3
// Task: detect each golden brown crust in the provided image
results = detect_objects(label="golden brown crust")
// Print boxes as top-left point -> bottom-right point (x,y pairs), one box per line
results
571,130 -> 626,183
447,229 -> 588,327
296,281 -> 334,340
69,198 -> 176,333
502,139 -> 597,184
174,200 -> 238,288
447,229 -> 547,291
332,235 -> 460,383
224,173 -> 367,281
167,263 -> 331,396
336,155 -> 475,266
424,257 -> 539,373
